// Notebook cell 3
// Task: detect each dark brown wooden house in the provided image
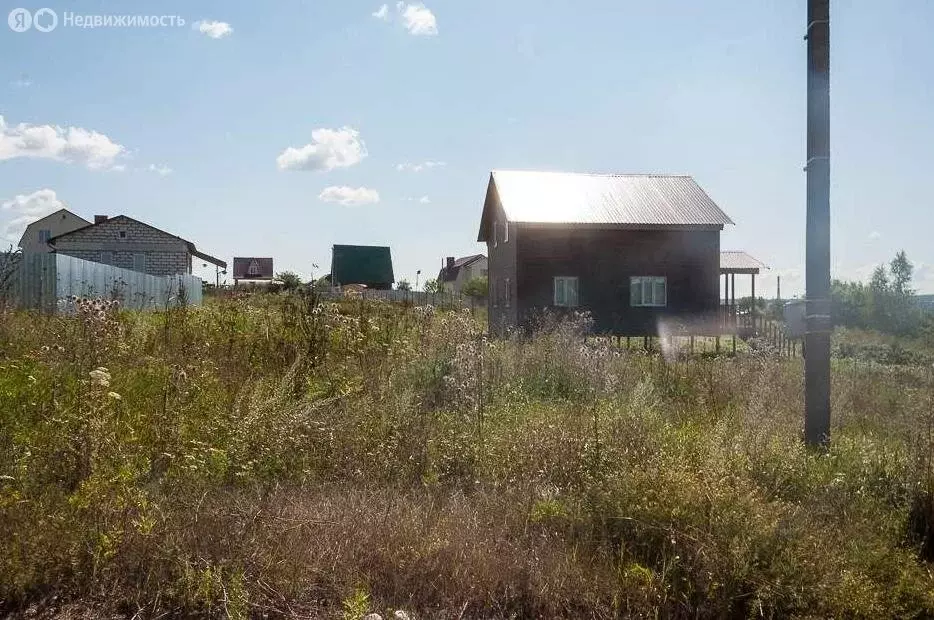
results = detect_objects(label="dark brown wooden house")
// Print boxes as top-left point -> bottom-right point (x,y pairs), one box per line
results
477,170 -> 735,336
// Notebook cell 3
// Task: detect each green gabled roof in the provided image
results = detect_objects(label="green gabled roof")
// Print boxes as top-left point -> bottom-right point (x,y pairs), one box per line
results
331,245 -> 394,286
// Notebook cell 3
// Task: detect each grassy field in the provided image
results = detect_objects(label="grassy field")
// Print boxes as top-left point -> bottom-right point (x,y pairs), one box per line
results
3,293 -> 934,618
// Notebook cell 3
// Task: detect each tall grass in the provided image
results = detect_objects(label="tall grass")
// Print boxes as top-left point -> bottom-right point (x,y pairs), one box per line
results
2,293 -> 934,618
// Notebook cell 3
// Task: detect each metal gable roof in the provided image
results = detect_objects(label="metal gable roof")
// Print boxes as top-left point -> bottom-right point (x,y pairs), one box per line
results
331,245 -> 394,286
489,170 -> 735,227
720,251 -> 769,273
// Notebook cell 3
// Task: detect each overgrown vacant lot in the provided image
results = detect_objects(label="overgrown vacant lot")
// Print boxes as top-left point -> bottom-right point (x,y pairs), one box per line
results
3,295 -> 934,618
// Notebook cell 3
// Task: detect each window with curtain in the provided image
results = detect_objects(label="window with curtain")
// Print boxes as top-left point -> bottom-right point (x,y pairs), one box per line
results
553,276 -> 579,307
630,276 -> 667,307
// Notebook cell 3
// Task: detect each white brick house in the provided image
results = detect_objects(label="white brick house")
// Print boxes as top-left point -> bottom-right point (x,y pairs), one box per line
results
437,254 -> 488,294
49,215 -> 226,277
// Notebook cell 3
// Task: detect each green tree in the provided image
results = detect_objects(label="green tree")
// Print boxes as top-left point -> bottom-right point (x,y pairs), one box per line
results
462,276 -> 488,299
890,250 -> 914,297
831,252 -> 921,335
276,271 -> 303,292
423,278 -> 440,294
396,279 -> 412,291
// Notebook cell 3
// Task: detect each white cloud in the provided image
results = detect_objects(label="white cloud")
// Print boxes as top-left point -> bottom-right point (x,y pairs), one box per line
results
148,163 -> 172,176
0,116 -> 126,171
404,195 -> 432,204
110,164 -> 127,172
377,3 -> 437,36
10,77 -> 32,88
869,231 -> 881,241
277,127 -> 368,172
1,189 -> 64,243
397,2 -> 438,36
318,186 -> 381,206
395,160 -> 445,172
196,20 -> 233,39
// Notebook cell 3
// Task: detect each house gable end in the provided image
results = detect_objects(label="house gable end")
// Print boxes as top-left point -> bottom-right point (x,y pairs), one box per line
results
477,174 -> 508,242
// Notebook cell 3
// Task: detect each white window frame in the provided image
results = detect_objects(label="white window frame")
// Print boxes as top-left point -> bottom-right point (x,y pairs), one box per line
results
504,222 -> 509,243
553,276 -> 579,308
630,276 -> 667,307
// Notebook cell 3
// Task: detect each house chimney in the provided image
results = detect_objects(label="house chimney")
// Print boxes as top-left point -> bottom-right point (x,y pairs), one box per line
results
445,256 -> 455,269
94,215 -> 108,224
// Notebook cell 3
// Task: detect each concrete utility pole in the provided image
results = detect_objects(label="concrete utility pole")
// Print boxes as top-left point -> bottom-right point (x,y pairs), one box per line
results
804,0 -> 832,446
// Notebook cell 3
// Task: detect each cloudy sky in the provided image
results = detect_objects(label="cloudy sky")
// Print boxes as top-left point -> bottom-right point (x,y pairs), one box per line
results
1,0 -> 933,294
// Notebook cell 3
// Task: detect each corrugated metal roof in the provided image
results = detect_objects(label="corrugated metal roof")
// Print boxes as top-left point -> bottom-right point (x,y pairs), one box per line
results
720,251 -> 768,272
490,170 -> 734,226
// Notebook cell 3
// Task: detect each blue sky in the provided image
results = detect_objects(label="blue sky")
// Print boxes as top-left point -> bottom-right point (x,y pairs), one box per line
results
2,0 -> 932,295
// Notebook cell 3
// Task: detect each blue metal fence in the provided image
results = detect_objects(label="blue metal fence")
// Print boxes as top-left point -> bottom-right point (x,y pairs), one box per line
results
7,253 -> 202,312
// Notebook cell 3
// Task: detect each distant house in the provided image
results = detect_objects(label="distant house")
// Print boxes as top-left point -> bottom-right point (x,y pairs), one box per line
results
437,254 -> 488,294
331,244 -> 394,290
478,170 -> 735,336
49,215 -> 226,277
17,209 -> 90,253
233,257 -> 274,283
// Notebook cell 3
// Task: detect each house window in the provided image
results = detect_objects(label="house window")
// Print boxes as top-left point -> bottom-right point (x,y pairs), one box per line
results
101,251 -> 114,265
630,276 -> 667,307
493,221 -> 499,248
505,277 -> 511,307
553,276 -> 579,307
133,253 -> 146,272
504,222 -> 509,243
118,230 -> 128,241
38,229 -> 52,243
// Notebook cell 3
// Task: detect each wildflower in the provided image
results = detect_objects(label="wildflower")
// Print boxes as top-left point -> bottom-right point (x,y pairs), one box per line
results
108,392 -> 122,401
89,367 -> 111,387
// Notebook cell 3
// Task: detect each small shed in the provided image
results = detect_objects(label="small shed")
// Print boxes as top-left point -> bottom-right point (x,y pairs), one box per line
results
331,245 -> 394,290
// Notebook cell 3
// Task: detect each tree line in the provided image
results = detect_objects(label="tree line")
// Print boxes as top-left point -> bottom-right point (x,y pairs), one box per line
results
831,250 -> 930,336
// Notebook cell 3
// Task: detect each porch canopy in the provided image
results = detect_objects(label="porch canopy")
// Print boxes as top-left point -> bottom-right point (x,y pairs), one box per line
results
720,251 -> 768,275
719,251 -> 769,335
